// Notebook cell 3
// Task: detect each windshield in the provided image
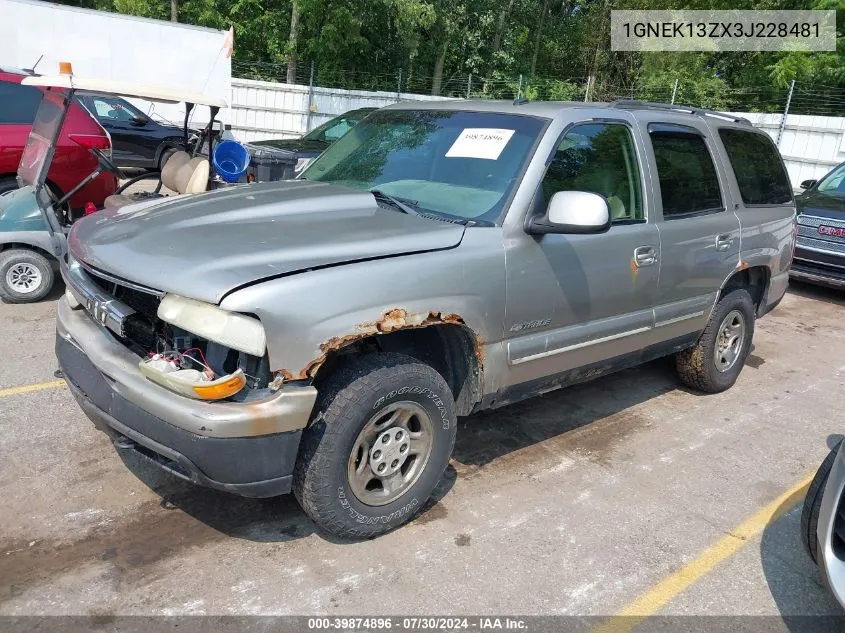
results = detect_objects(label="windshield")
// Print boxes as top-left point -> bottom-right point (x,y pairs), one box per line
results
817,163 -> 845,197
303,109 -> 373,143
85,95 -> 147,123
301,109 -> 546,223
18,90 -> 68,188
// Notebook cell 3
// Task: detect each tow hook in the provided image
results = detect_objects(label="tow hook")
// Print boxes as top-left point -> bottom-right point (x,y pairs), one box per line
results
113,435 -> 135,450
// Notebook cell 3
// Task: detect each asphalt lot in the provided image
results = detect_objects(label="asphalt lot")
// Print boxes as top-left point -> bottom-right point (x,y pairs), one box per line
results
1,280 -> 844,623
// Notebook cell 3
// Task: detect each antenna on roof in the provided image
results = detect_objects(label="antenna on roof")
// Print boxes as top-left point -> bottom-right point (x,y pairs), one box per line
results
513,97 -> 529,106
23,54 -> 44,75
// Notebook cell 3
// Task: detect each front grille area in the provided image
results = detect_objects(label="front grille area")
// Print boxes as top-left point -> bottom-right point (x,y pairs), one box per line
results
796,235 -> 845,256
80,264 -> 271,390
798,215 -> 845,250
84,267 -> 165,353
798,214 -> 845,230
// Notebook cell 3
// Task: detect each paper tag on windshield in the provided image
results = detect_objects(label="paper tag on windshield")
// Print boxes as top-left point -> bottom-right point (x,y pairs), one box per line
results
446,128 -> 515,160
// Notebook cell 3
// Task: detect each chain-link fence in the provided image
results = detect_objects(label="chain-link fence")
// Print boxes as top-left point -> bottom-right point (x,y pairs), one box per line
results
231,59 -> 845,117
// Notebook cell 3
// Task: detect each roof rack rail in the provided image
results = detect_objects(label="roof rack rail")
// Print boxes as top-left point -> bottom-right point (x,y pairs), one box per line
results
608,99 -> 752,126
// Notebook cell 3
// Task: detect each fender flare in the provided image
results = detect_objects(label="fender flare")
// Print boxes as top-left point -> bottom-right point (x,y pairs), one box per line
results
0,231 -> 59,261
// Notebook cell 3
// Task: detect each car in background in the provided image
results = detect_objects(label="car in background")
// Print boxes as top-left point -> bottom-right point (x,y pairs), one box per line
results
252,107 -> 375,175
791,161 -> 845,289
75,94 -> 191,170
0,67 -> 116,209
802,439 -> 845,610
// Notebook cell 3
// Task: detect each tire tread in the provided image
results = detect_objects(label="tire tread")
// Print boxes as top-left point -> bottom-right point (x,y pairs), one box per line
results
293,353 -> 455,539
801,444 -> 840,564
676,288 -> 754,393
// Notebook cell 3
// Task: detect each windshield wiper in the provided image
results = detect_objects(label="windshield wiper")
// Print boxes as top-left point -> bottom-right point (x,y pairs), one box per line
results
370,189 -> 492,226
370,189 -> 423,217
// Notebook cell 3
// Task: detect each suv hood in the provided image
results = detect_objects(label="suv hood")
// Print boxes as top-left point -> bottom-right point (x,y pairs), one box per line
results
797,190 -> 845,220
69,180 -> 465,304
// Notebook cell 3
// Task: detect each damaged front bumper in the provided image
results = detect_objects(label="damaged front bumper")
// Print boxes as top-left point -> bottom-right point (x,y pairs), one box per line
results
56,298 -> 318,497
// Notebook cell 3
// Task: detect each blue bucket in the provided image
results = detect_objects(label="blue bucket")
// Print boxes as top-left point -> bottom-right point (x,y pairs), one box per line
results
213,140 -> 250,183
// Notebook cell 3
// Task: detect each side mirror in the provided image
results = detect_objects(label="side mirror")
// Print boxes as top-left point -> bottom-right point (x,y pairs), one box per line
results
130,115 -> 147,126
799,179 -> 817,190
527,191 -> 611,235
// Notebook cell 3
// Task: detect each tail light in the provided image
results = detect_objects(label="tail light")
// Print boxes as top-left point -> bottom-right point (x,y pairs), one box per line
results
69,134 -> 110,151
789,217 -> 799,265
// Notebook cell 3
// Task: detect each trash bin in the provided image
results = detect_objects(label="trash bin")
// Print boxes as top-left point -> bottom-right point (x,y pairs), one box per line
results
213,140 -> 250,183
244,144 -> 298,182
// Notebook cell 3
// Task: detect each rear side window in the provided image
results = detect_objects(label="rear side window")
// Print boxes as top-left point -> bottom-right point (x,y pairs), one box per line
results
650,128 -> 722,218
0,81 -> 42,124
718,129 -> 792,205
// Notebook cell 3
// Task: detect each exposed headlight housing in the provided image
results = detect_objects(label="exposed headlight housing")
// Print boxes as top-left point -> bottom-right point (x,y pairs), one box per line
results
157,294 -> 266,357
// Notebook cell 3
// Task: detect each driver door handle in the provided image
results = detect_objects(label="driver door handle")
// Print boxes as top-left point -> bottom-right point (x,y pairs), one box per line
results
634,245 -> 658,267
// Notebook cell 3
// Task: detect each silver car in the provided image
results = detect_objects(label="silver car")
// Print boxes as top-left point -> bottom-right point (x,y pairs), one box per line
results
802,441 -> 845,607
53,100 -> 796,538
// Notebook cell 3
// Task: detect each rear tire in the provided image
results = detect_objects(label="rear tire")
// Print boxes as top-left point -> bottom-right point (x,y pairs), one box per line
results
801,444 -> 841,564
293,353 -> 457,539
676,289 -> 755,393
158,146 -> 177,171
0,249 -> 55,304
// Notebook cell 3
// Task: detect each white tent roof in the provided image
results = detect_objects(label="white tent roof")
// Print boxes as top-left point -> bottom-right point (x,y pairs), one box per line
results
21,74 -> 227,107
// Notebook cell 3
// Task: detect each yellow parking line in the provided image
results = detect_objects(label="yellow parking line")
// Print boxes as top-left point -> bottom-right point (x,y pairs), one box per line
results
0,379 -> 66,398
592,471 -> 816,633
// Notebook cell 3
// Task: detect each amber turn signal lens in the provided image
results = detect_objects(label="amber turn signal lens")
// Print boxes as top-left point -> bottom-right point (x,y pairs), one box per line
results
192,373 -> 246,401
58,62 -> 73,75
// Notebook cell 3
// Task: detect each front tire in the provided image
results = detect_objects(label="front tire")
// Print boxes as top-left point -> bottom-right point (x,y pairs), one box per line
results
676,288 -> 755,393
293,353 -> 457,539
801,444 -> 840,564
0,249 -> 55,304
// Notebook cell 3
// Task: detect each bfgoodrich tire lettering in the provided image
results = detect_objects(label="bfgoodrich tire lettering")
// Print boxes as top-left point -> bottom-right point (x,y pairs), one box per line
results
676,288 -> 755,393
293,352 -> 457,539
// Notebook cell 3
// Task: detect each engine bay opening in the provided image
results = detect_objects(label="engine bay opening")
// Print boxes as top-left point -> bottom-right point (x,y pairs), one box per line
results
85,270 -> 271,400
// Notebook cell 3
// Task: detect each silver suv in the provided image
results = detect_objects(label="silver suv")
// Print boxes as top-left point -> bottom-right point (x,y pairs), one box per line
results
56,100 -> 796,538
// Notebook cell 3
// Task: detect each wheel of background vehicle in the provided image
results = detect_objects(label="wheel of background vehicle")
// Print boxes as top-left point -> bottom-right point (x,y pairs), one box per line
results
0,249 -> 55,304
0,177 -> 18,195
801,443 -> 841,564
158,146 -> 177,171
675,288 -> 755,393
293,352 -> 457,539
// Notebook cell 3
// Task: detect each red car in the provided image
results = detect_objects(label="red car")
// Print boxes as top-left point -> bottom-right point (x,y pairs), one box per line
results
0,67 -> 116,210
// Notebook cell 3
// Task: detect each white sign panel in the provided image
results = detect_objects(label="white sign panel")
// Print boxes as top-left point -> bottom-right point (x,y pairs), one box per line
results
446,128 -> 515,160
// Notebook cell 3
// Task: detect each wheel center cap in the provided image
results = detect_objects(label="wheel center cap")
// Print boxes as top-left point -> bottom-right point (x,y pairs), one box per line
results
369,427 -> 410,476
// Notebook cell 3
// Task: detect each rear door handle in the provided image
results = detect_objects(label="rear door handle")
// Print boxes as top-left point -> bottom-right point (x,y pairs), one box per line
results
715,234 -> 734,251
634,245 -> 657,267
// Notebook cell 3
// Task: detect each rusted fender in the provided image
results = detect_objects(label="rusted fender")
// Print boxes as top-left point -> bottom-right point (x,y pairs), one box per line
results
277,308 -> 481,382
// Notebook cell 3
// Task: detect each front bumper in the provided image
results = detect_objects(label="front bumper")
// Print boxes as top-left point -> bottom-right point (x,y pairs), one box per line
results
790,247 -> 845,290
818,442 -> 845,607
57,297 -> 318,497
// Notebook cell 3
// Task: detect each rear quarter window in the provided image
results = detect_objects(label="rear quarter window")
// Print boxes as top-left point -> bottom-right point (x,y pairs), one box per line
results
718,128 -> 792,205
0,81 -> 42,125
